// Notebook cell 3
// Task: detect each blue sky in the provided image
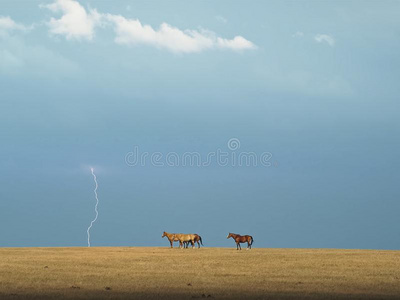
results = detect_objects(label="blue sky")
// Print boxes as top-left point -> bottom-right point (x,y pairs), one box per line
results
0,0 -> 399,249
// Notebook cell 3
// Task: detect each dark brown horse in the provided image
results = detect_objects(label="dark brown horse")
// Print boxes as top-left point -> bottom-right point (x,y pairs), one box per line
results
227,233 -> 253,250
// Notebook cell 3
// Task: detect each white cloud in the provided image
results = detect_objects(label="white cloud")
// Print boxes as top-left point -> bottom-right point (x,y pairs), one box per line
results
0,48 -> 24,70
41,0 -> 101,40
0,34 -> 79,77
0,15 -> 78,77
314,34 -> 335,46
0,16 -> 30,36
106,14 -> 256,53
217,36 -> 256,51
215,15 -> 228,24
292,31 -> 304,38
40,0 -> 255,53
0,16 -> 27,31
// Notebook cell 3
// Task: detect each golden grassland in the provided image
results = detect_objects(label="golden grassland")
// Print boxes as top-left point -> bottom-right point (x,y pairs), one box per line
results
0,247 -> 399,299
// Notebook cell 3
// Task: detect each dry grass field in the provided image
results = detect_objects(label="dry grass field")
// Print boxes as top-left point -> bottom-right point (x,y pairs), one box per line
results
0,247 -> 399,299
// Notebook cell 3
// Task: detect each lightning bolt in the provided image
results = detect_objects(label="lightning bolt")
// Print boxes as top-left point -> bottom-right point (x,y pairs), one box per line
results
87,167 -> 99,247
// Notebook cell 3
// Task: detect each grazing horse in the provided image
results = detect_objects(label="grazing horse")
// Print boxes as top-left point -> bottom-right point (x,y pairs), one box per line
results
162,231 -> 179,248
227,233 -> 253,250
174,233 -> 197,249
184,234 -> 203,248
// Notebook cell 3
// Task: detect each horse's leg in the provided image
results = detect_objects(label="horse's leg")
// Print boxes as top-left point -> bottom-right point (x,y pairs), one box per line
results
191,240 -> 195,249
246,241 -> 250,250
236,242 -> 239,250
239,243 -> 242,250
170,240 -> 173,248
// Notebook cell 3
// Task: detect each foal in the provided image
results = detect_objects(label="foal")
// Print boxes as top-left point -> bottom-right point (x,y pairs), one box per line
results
227,233 -> 254,250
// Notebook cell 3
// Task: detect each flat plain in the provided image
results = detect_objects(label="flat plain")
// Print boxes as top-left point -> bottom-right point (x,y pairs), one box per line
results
0,247 -> 399,299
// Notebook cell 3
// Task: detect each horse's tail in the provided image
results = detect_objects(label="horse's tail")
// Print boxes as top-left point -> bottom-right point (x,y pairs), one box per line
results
250,236 -> 254,245
199,236 -> 203,246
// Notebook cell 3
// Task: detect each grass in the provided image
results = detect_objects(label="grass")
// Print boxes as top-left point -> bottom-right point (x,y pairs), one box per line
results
0,247 -> 399,299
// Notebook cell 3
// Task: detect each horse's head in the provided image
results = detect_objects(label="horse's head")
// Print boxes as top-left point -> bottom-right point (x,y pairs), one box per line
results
162,231 -> 166,238
227,233 -> 233,239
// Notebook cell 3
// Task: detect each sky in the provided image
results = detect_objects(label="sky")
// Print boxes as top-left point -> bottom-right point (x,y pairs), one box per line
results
0,0 -> 399,249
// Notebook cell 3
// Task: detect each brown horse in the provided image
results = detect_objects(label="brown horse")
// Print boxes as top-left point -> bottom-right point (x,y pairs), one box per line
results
227,233 -> 254,250
162,231 -> 179,248
183,234 -> 203,248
